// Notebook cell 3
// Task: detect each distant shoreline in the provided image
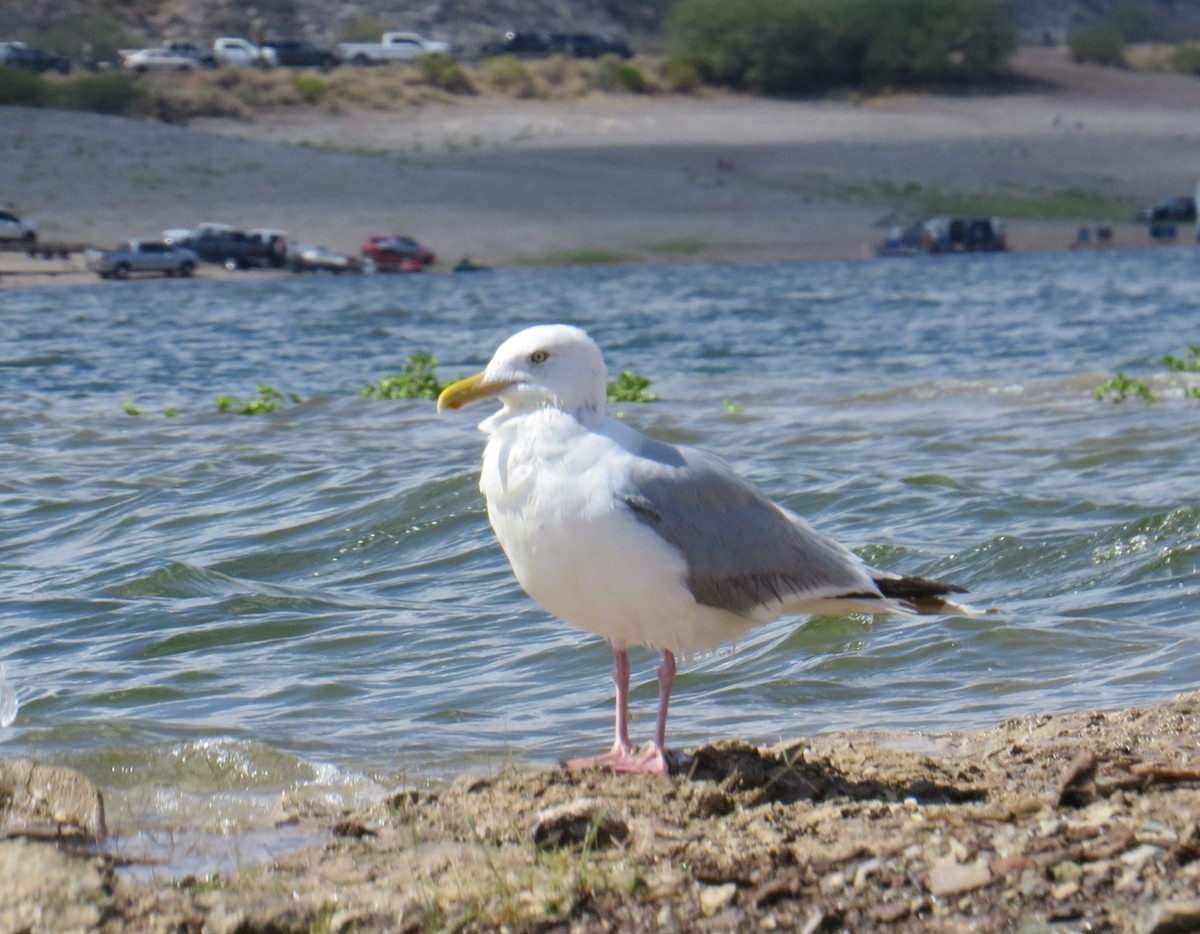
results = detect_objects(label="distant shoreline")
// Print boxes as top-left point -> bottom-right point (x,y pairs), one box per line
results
3,47 -> 1200,289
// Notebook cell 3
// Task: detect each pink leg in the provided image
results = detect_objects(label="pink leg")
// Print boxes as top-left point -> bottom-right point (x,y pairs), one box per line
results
564,647 -> 676,776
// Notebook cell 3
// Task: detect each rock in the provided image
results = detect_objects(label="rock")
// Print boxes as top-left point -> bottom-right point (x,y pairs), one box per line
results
699,882 -> 737,916
1140,900 -> 1200,934
530,798 -> 628,851
1056,750 -> 1099,808
927,860 -> 993,896
0,838 -> 116,931
0,758 -> 106,838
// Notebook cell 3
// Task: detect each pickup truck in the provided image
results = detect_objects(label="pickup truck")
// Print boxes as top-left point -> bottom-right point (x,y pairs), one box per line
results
213,37 -> 277,68
175,225 -> 280,270
86,240 -> 198,280
337,32 -> 450,66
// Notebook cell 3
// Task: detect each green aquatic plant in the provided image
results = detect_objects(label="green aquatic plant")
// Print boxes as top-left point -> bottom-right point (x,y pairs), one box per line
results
215,384 -> 302,415
1094,372 -> 1155,404
723,400 -> 745,414
361,352 -> 445,400
607,369 -> 658,403
1162,344 -> 1200,372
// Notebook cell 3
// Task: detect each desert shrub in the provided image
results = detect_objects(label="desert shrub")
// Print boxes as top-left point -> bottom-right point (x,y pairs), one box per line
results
1068,24 -> 1127,66
418,52 -> 475,93
50,73 -> 145,114
1169,42 -> 1200,75
667,0 -> 1014,94
292,73 -> 329,103
0,66 -> 49,106
594,56 -> 649,93
662,57 -> 702,92
481,55 -> 537,97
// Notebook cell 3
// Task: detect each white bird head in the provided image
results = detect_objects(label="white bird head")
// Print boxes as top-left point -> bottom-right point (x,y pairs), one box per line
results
437,324 -> 609,420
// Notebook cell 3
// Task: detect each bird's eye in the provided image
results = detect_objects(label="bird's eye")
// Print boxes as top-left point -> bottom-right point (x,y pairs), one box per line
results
531,350 -> 549,363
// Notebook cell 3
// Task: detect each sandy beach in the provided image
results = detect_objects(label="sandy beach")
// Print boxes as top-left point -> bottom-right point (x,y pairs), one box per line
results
3,46 -> 1200,289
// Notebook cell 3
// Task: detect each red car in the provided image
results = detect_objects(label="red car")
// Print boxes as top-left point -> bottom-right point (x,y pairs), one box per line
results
361,234 -> 435,273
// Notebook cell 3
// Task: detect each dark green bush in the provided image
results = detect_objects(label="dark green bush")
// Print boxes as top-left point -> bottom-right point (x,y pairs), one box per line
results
666,0 -> 1015,95
1169,43 -> 1200,76
667,0 -> 846,93
1068,24 -> 1127,66
0,65 -> 50,106
841,0 -> 1018,88
50,73 -> 145,114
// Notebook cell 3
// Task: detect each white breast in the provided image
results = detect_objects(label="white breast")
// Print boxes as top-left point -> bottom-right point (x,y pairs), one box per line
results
479,409 -> 755,654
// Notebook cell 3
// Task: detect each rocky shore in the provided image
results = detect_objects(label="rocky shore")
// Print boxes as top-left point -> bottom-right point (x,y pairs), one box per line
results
3,692 -> 1199,931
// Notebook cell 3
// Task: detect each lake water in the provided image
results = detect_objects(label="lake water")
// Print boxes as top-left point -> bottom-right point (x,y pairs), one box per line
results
1,248 -> 1198,857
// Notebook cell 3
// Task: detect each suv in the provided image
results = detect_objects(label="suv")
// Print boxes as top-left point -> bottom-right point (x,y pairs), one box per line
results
265,40 -> 339,69
0,208 -> 37,244
0,42 -> 71,74
550,34 -> 633,59
479,32 -> 555,58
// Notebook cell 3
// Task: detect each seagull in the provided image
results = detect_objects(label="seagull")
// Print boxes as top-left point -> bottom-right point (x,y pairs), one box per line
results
437,324 -> 968,775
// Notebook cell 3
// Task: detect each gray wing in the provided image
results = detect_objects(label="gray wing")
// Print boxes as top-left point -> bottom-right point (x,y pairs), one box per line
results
618,437 -> 880,617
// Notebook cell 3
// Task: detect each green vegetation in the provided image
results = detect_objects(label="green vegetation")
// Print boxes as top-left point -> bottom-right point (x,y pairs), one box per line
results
594,57 -> 648,93
666,0 -> 1016,94
0,66 -> 145,114
607,369 -> 658,403
1168,43 -> 1200,76
1068,7 -> 1149,67
1068,25 -> 1127,66
53,73 -> 146,113
514,249 -> 635,267
1096,345 -> 1200,404
31,10 -> 137,65
1162,345 -> 1200,373
813,176 -> 1140,222
481,55 -> 536,97
361,352 -> 446,400
215,385 -> 302,415
291,74 -> 329,104
418,52 -> 475,94
1095,372 -> 1155,404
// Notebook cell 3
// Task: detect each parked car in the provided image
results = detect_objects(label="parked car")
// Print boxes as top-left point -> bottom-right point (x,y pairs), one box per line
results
0,208 -> 37,244
361,234 -> 435,272
479,31 -> 556,58
86,240 -> 198,279
120,47 -> 200,72
176,225 -> 277,269
212,37 -> 277,68
290,245 -> 361,273
265,40 -> 340,69
0,42 -> 72,74
549,34 -> 633,59
1136,196 -> 1196,223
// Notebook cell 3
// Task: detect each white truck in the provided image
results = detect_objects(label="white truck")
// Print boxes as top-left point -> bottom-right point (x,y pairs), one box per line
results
213,37 -> 277,67
336,32 -> 450,66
